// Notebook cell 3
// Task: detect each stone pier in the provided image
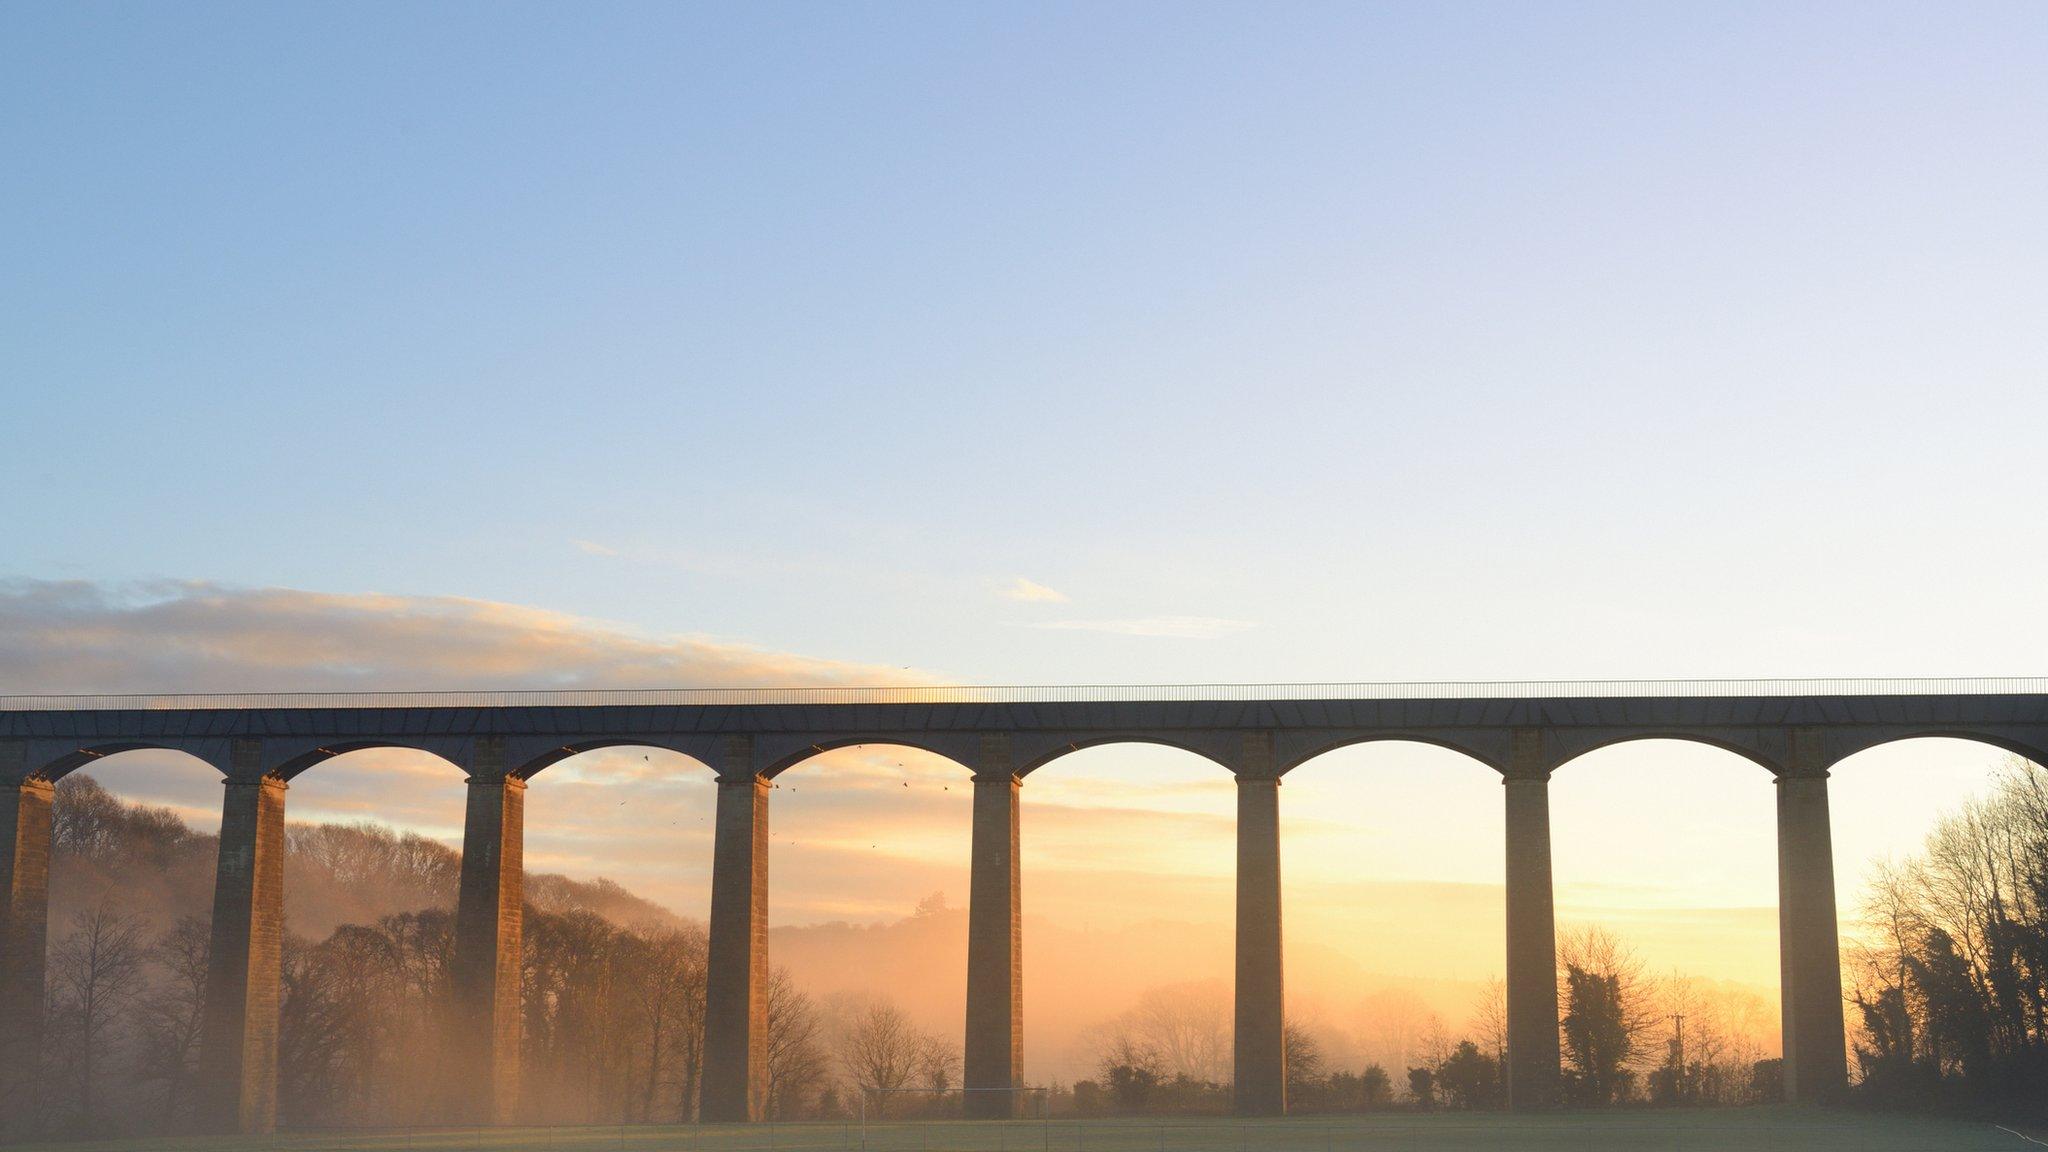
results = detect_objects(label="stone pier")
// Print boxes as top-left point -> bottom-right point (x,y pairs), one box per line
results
1232,732 -> 1286,1117
451,738 -> 525,1125
196,742 -> 287,1134
1777,731 -> 1848,1103
0,757 -> 53,1136
701,736 -> 769,1122
964,734 -> 1024,1118
1503,730 -> 1560,1110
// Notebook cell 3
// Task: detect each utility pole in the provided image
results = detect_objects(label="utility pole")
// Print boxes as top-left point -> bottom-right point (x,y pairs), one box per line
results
1671,1013 -> 1687,1102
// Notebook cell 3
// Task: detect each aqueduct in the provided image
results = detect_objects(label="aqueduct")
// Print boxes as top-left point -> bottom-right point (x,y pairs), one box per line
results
4,679 -> 2045,1133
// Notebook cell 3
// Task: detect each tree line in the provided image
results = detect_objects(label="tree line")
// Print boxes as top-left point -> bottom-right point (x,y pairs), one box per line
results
1072,940 -> 1779,1116
1849,756 -> 2048,1116
32,775 -> 969,1137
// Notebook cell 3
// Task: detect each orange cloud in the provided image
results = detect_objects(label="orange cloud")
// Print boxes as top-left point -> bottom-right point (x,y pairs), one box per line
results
0,579 -> 947,693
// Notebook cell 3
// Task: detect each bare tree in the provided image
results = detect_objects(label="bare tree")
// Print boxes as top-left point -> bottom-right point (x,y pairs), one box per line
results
1096,1027 -> 1164,1077
135,916 -> 209,1123
628,925 -> 706,1122
1470,977 -> 1508,1069
287,822 -> 458,912
51,776 -> 130,856
48,901 -> 149,1128
836,997 -> 925,1116
1093,1027 -> 1165,1112
1113,981 -> 1232,1083
666,933 -> 709,1122
1416,1015 -> 1453,1074
915,1032 -> 961,1094
1284,1019 -> 1326,1095
1349,988 -> 1445,1078
766,966 -> 829,1119
278,931 -> 345,1124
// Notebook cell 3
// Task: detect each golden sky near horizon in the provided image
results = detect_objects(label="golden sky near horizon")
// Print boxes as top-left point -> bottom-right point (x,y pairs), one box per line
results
74,726 -> 2015,1001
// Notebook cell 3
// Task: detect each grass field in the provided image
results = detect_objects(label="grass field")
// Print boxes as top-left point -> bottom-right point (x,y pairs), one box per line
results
13,1109 -> 2045,1152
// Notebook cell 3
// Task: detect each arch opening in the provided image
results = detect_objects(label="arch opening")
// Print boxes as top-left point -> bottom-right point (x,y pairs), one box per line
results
765,742 -> 973,1119
1279,742 -> 1506,1109
511,744 -> 719,1126
39,747 -> 224,929
1824,736 -> 2044,1097
1547,739 -> 1783,1107
281,745 -> 475,938
1022,742 -> 1237,1112
23,747 -> 227,1132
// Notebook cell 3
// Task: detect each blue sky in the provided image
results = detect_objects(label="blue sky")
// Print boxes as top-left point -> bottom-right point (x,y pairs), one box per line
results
8,2 -> 2048,685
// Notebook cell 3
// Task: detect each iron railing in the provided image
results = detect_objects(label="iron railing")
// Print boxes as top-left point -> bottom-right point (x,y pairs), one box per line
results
1,677 -> 2046,711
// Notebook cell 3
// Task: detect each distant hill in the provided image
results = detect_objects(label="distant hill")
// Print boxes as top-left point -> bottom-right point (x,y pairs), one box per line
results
47,773 -> 683,943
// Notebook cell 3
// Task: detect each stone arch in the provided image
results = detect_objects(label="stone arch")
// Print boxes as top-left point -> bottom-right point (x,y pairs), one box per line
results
1277,731 -> 1505,776
29,740 -> 229,783
1017,733 -> 1238,777
512,737 -> 720,781
267,739 -> 467,783
1548,730 -> 1784,776
761,735 -> 977,780
1821,728 -> 2048,774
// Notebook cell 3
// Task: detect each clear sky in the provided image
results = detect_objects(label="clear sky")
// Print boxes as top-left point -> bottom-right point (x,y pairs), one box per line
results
6,1 -> 2048,1060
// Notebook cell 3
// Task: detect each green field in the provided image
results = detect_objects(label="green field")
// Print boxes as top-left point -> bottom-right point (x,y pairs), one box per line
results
13,1109 -> 2042,1152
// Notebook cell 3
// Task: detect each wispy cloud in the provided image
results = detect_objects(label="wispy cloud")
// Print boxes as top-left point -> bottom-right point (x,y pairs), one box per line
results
1027,616 -> 1254,639
572,539 -> 620,557
0,579 -> 946,693
999,577 -> 1068,603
